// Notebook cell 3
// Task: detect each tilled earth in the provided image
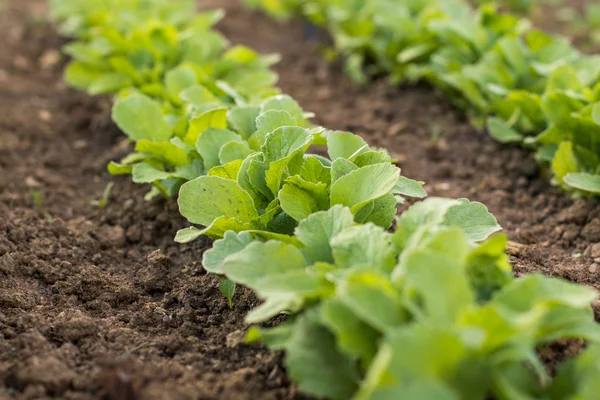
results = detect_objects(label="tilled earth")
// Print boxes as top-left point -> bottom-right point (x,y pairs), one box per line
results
1,0 -> 599,399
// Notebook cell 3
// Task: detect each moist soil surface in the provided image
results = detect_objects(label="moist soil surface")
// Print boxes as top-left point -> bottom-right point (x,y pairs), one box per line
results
1,0 -> 599,399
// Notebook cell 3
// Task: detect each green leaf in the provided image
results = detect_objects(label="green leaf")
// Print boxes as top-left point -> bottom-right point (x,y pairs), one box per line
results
223,44 -> 260,63
180,84 -> 219,107
218,141 -> 253,164
401,230 -> 474,322
132,163 -> 172,183
393,176 -> 427,198
221,241 -> 307,288
174,227 -> 205,243
443,199 -> 502,242
252,268 -> 328,299
593,103 -> 600,124
393,198 -> 460,249
238,153 -> 271,208
331,224 -> 396,272
246,294 -> 301,323
498,37 -> 528,77
261,95 -> 306,125
170,137 -> 195,152
542,92 -> 585,130
256,109 -> 297,143
174,160 -> 204,180
393,198 -> 498,250
244,153 -> 272,200
279,180 -> 329,221
549,344 -> 600,400
208,159 -> 243,180
300,156 -> 332,185
195,128 -> 242,170
246,322 -> 295,349
487,117 -> 524,143
320,298 -> 380,364
178,176 -> 258,226
219,278 -> 236,308
338,270 -> 407,332
330,163 -> 400,213
112,93 -> 172,142
368,382 -> 459,400
552,141 -> 580,182
64,61 -> 103,90
284,314 -> 359,400
200,216 -> 255,239
546,66 -> 583,93
246,230 -> 302,246
493,274 -> 598,313
398,43 -> 433,63
165,66 -> 197,98
228,106 -> 260,139
330,158 -> 358,183
380,324 -> 468,388
354,193 -> 398,229
294,205 -> 355,264
135,140 -> 189,166
263,127 -> 314,195
185,107 -> 228,146
563,173 -> 600,194
327,131 -> 368,160
216,80 -> 247,105
354,150 -> 392,167
107,161 -> 133,175
203,231 -> 255,273
88,72 -> 132,94
262,126 -> 312,162
466,235 -> 513,302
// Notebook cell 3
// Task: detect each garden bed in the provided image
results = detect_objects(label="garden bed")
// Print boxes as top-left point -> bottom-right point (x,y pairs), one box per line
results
0,0 -> 598,399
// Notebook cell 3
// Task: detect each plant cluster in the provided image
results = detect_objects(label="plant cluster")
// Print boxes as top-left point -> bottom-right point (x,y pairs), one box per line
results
52,0 -> 282,198
51,0 -> 600,399
244,0 -> 600,196
208,200 -> 600,399
52,0 -> 426,225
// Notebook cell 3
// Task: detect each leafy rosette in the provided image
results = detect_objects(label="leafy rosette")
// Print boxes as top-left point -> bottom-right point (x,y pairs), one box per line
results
206,199 -> 598,400
176,114 -> 426,241
107,94 -> 314,199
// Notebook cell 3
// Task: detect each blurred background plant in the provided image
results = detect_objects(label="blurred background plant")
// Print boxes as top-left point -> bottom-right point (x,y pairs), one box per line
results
477,0 -> 600,49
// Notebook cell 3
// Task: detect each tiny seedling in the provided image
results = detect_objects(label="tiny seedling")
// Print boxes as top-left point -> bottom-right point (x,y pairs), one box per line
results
30,189 -> 52,220
219,278 -> 236,309
91,181 -> 114,208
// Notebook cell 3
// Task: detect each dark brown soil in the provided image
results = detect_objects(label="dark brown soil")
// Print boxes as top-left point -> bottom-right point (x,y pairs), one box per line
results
0,1 -> 300,399
1,0 -> 599,399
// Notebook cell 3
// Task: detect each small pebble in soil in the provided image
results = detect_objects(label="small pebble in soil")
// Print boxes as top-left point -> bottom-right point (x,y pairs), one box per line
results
72,139 -> 87,149
25,176 -> 41,188
38,109 -> 52,122
38,49 -> 61,69
588,243 -> 600,259
226,329 -> 246,348
433,182 -> 451,191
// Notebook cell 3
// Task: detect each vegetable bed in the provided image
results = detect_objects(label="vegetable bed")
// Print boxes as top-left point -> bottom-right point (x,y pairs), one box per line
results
0,0 -> 599,399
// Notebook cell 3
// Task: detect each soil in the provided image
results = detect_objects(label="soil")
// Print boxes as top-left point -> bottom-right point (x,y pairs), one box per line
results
0,0 -> 599,399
